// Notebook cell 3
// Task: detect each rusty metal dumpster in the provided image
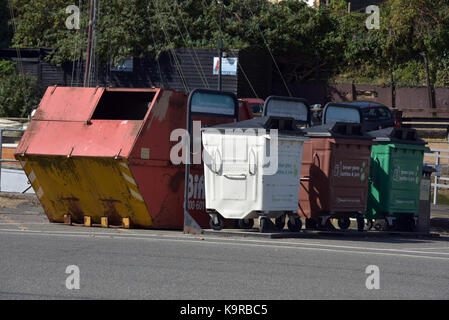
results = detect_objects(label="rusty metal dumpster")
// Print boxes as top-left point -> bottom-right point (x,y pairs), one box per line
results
15,86 -> 224,229
298,122 -> 375,231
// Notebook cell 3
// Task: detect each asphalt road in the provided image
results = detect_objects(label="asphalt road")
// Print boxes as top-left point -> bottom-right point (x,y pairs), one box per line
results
1,211 -> 449,300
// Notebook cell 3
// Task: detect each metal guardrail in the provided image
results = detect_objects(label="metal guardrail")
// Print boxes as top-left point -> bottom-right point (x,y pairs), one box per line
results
424,147 -> 449,204
402,118 -> 449,140
0,128 -> 25,192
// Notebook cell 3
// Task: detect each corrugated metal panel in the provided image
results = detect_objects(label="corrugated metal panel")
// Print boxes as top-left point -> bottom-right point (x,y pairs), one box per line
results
0,48 -> 272,98
41,62 -> 66,86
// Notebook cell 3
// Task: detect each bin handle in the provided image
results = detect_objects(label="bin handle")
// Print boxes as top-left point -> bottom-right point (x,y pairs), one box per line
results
249,148 -> 257,175
212,149 -> 222,174
313,153 -> 321,168
224,173 -> 247,179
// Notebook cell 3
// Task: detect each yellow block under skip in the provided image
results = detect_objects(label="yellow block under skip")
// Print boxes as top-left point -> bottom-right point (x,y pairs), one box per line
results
101,217 -> 109,228
84,216 -> 92,227
122,217 -> 131,229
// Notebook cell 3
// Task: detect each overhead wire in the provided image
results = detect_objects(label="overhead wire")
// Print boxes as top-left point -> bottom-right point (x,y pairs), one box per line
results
161,0 -> 208,88
153,0 -> 190,92
172,0 -> 210,89
147,9 -> 165,88
200,0 -> 260,98
93,0 -> 100,86
237,60 -> 260,99
240,1 -> 292,97
75,1 -> 84,87
7,0 -> 24,75
71,0 -> 82,86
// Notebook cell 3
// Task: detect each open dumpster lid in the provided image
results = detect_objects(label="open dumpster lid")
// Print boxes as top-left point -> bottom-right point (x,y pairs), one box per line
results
263,96 -> 310,124
367,127 -> 427,145
33,86 -> 105,122
322,102 -> 362,125
17,86 -> 161,158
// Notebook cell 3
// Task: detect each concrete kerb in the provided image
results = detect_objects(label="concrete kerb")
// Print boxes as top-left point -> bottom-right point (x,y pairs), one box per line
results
0,192 -> 40,205
0,191 -> 446,239
203,229 -> 441,240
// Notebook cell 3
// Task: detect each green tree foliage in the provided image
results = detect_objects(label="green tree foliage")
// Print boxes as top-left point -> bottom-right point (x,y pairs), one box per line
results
4,0 -> 449,86
0,0 -> 12,47
0,60 -> 44,117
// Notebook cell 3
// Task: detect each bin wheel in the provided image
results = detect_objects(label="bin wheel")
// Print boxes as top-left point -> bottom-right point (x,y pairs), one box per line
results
407,217 -> 416,232
209,214 -> 224,231
317,217 -> 336,231
385,218 -> 397,231
337,217 -> 351,230
305,218 -> 317,230
374,222 -> 383,231
238,219 -> 254,229
356,216 -> 365,232
275,214 -> 286,231
287,216 -> 302,232
259,217 -> 273,233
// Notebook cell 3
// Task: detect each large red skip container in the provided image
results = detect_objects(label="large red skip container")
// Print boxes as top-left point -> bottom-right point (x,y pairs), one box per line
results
15,86 -> 232,229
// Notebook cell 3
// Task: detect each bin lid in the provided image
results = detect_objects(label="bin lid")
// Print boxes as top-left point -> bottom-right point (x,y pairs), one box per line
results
201,116 -> 306,136
322,103 -> 362,125
263,96 -> 310,125
304,122 -> 373,140
367,127 -> 427,145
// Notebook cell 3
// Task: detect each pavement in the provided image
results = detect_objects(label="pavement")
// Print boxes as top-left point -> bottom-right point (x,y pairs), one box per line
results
0,168 -> 34,194
0,193 -> 449,299
432,204 -> 449,216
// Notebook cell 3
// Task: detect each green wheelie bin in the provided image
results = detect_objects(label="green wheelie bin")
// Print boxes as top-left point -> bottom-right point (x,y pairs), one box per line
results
366,127 -> 429,231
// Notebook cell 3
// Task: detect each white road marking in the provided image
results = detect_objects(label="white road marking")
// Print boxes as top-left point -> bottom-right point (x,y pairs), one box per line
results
200,236 -> 449,256
0,228 -> 449,261
403,246 -> 449,251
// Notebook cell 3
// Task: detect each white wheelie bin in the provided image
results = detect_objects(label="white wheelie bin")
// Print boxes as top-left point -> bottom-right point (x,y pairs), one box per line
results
202,96 -> 310,233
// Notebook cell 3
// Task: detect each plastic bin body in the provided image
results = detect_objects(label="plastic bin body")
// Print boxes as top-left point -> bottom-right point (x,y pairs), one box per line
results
298,137 -> 373,219
15,86 -> 226,229
202,130 -> 307,220
366,142 -> 427,219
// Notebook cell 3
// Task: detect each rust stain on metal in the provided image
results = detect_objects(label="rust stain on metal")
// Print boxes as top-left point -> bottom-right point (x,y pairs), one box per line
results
100,198 -> 122,225
150,90 -> 171,124
168,171 -> 185,193
62,197 -> 84,223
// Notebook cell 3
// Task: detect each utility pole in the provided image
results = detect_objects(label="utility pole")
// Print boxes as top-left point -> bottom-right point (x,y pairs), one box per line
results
217,0 -> 223,91
420,51 -> 435,109
84,0 -> 95,87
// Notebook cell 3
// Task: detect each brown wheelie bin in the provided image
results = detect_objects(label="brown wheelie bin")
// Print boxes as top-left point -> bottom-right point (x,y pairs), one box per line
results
298,121 -> 376,231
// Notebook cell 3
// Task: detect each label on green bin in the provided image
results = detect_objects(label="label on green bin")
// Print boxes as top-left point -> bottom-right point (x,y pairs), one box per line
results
392,165 -> 419,184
